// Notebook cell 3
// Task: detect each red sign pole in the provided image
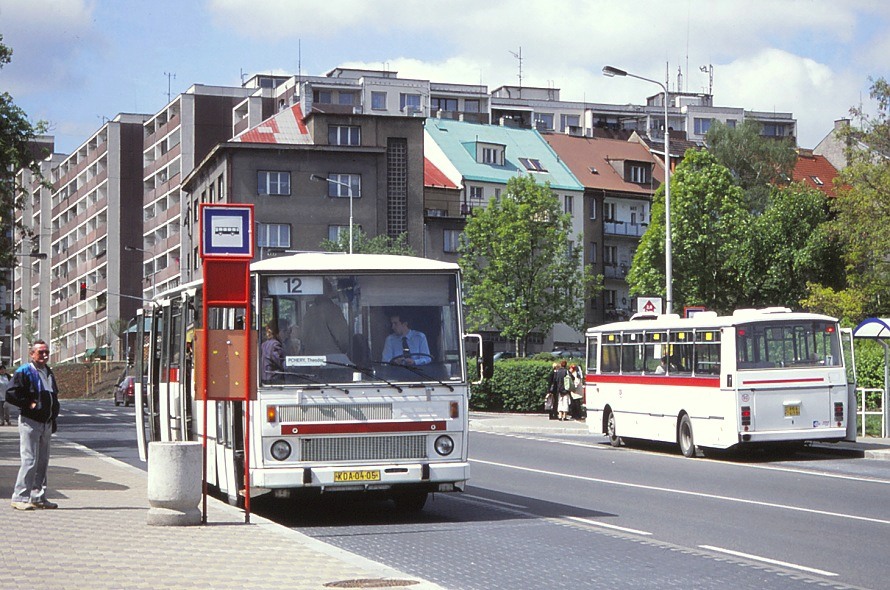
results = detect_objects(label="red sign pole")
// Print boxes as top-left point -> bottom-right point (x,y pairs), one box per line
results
198,204 -> 254,524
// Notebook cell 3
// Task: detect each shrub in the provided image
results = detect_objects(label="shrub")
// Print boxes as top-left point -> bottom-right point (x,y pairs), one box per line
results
469,359 -> 573,413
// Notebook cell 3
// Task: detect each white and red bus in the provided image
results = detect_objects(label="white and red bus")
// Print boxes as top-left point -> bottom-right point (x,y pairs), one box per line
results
134,252 -> 485,511
584,307 -> 857,456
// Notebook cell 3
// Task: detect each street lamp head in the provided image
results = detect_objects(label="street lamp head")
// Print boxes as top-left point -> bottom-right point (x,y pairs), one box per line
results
309,174 -> 325,182
602,65 -> 627,78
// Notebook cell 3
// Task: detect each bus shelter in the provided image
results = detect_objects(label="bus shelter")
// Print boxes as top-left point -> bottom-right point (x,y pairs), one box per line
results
852,317 -> 890,437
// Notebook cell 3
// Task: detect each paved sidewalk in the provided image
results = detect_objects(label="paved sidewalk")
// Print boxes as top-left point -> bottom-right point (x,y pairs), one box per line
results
0,425 -> 444,590
469,411 -> 890,460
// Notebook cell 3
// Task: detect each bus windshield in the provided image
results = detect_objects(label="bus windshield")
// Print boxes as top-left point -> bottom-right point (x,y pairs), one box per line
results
258,272 -> 462,386
735,320 -> 841,369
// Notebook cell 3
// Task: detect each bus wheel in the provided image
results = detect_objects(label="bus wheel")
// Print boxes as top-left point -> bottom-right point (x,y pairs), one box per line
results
393,491 -> 428,513
678,414 -> 696,458
606,410 -> 621,447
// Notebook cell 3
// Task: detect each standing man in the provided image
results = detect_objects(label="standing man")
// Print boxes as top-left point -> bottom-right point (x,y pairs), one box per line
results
0,364 -> 11,425
383,313 -> 430,366
5,340 -> 60,510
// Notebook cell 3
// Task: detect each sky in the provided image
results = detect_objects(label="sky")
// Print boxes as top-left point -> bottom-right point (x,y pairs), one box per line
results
1,0 -> 889,155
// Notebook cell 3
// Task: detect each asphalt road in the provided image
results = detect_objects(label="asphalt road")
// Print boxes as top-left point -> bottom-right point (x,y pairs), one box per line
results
59,400 -> 890,589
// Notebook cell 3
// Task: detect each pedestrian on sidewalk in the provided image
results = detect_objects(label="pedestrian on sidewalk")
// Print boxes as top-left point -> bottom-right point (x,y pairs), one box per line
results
0,364 -> 11,425
546,362 -> 560,420
5,340 -> 60,510
568,363 -> 584,421
556,360 -> 572,421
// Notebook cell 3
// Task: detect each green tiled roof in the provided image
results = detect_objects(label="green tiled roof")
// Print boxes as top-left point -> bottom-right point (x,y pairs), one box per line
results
425,119 -> 583,191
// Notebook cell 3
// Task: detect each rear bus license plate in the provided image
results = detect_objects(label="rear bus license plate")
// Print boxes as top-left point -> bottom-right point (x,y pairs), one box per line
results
784,405 -> 801,417
334,470 -> 381,482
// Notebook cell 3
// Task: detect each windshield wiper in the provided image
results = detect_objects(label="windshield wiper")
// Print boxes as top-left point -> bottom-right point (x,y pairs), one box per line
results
371,360 -> 455,391
266,370 -> 350,394
320,359 -> 403,393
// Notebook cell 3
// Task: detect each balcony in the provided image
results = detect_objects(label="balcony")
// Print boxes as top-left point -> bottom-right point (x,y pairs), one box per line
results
604,221 -> 646,238
603,264 -> 628,280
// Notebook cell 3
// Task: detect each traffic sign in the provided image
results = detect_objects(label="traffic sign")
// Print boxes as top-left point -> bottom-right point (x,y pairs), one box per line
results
636,297 -> 663,315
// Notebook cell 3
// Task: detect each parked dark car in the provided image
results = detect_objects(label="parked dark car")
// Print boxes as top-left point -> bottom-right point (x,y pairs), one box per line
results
114,376 -> 135,407
493,351 -> 517,361
551,348 -> 584,359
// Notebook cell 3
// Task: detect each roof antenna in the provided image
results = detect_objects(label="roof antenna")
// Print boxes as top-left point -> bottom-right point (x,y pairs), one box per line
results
509,47 -> 523,97
164,71 -> 176,103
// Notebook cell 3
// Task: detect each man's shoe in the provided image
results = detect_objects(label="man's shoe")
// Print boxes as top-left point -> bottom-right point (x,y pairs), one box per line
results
32,500 -> 58,509
11,501 -> 35,511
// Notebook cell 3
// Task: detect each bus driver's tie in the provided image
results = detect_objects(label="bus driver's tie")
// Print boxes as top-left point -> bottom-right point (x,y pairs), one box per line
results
402,336 -> 410,357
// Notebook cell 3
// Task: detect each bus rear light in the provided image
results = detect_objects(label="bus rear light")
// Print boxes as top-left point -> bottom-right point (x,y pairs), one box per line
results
266,405 -> 277,423
741,406 -> 751,429
450,401 -> 459,419
834,402 -> 844,422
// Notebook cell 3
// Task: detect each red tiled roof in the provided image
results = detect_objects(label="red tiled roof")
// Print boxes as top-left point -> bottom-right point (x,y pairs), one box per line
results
233,104 -> 311,144
792,153 -> 840,197
543,133 -> 662,195
424,158 -> 458,189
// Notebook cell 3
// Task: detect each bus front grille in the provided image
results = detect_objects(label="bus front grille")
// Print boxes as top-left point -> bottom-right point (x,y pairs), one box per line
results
301,435 -> 427,462
278,403 -> 393,423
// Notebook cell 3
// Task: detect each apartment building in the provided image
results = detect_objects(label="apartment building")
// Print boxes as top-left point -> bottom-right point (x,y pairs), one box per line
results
181,103 -> 426,266
141,84 -> 255,292
40,115 -> 147,364
543,132 -> 663,325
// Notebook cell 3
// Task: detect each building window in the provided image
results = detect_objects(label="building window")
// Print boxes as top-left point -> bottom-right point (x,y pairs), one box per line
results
217,176 -> 224,201
257,171 -> 291,196
762,123 -> 784,137
338,92 -> 356,106
694,117 -> 712,135
329,125 -> 360,146
481,146 -> 503,165
535,113 -> 554,131
464,99 -> 480,113
432,97 -> 458,112
519,157 -> 547,172
564,194 -> 574,214
324,173 -> 361,198
604,202 -> 616,222
444,229 -> 461,253
726,119 -> 737,129
400,93 -> 422,112
371,92 -> 387,110
588,241 -> 597,264
589,199 -> 597,220
605,289 -> 616,308
561,114 -> 580,132
313,90 -> 332,104
257,223 -> 291,248
468,185 -> 484,204
628,164 -> 650,184
328,225 -> 349,242
604,245 -> 617,265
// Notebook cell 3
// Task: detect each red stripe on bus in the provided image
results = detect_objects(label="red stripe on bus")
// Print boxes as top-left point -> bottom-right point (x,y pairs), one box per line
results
588,374 -> 719,388
280,420 -> 447,436
740,377 -> 825,385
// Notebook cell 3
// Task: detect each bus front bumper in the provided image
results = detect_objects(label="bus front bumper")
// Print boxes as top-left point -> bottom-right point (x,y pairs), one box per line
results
250,461 -> 470,492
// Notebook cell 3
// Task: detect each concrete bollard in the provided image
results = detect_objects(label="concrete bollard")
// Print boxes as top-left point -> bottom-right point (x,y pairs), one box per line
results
146,441 -> 202,526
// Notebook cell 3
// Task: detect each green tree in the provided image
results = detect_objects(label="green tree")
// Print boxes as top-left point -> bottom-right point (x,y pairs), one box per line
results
319,226 -> 415,255
705,119 -> 797,213
628,150 -> 750,313
816,77 -> 890,318
0,36 -> 47,320
745,183 -> 844,308
458,175 -> 597,355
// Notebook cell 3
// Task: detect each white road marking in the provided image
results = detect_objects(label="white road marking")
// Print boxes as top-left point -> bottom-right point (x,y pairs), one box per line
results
471,458 -> 890,526
566,515 -> 652,536
477,430 -> 890,486
698,545 -> 838,577
460,494 -> 527,509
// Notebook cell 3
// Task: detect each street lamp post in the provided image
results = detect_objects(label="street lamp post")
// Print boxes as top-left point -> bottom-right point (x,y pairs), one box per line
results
124,245 -> 157,299
311,174 -> 354,254
603,65 -> 672,315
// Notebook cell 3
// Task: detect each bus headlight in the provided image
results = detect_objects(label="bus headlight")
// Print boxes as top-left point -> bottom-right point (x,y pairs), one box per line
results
434,435 -> 454,456
270,440 -> 291,461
